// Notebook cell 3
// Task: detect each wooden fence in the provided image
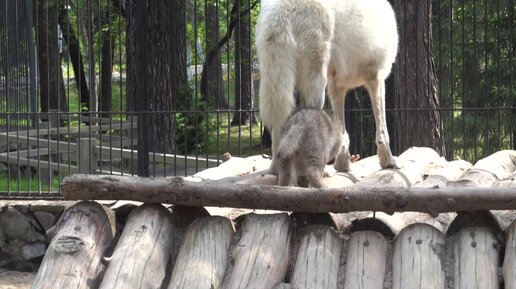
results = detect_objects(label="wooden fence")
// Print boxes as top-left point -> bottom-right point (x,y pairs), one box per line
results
0,115 -> 219,185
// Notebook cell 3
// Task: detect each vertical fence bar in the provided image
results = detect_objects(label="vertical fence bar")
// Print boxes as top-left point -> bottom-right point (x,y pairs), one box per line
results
135,0 -> 148,177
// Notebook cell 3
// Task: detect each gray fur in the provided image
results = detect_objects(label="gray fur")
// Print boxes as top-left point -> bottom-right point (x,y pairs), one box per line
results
273,109 -> 344,188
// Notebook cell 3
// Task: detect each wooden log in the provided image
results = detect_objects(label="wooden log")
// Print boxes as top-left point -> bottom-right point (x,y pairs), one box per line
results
497,171 -> 516,187
451,150 -> 516,187
343,231 -> 387,289
217,169 -> 277,185
273,284 -> 292,289
217,166 -> 357,188
192,155 -> 271,180
62,174 -> 516,214
503,220 -> 516,289
224,213 -> 291,289
392,224 -> 446,289
356,147 -> 441,188
348,155 -> 382,180
453,227 -> 500,289
98,204 -> 176,289
31,201 -> 114,289
361,211 -> 452,236
290,225 -> 341,289
415,159 -> 472,188
167,216 -> 234,289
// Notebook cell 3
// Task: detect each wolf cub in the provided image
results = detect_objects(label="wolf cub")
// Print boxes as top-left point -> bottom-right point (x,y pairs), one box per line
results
273,108 -> 344,188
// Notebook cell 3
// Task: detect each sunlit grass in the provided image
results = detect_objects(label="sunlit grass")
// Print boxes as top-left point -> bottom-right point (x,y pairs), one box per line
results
0,175 -> 60,192
204,114 -> 269,158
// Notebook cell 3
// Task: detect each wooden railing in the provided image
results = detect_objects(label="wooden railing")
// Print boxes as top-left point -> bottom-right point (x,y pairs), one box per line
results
0,116 -> 219,181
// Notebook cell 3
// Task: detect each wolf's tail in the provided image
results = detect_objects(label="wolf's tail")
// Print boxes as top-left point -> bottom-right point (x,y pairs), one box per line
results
256,7 -> 297,132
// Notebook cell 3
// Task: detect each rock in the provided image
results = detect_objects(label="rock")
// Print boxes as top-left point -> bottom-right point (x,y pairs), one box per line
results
21,242 -> 47,260
34,211 -> 56,231
0,207 -> 46,243
0,227 -> 5,247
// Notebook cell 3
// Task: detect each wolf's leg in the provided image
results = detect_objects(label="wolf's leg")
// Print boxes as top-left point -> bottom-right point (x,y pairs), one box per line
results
365,78 -> 399,169
269,128 -> 282,174
296,175 -> 310,188
307,171 -> 327,188
277,157 -> 293,186
328,79 -> 351,172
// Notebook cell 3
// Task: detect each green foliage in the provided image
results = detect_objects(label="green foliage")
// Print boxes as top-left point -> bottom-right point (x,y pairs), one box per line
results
175,82 -> 217,155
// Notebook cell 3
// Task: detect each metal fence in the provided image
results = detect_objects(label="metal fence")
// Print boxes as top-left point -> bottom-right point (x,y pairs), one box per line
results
0,0 -> 514,198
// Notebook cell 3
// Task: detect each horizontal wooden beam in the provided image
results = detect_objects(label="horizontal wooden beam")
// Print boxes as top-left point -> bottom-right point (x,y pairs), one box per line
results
0,120 -> 137,138
61,174 -> 516,214
0,154 -> 78,173
95,146 -> 220,167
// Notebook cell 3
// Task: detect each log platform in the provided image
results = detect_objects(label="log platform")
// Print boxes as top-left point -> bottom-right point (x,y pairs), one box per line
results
29,147 -> 516,288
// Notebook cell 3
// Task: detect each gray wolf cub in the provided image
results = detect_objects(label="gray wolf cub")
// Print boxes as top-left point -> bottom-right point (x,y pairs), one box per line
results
273,108 -> 344,188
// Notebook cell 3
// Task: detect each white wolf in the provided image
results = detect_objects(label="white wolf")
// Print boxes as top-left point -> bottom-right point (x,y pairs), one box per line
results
256,0 -> 399,172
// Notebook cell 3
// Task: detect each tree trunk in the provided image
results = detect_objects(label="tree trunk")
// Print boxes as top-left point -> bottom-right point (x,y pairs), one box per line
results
393,0 -> 445,157
99,12 -> 113,118
126,0 -> 187,158
125,0 -> 136,113
201,2 -> 228,109
231,0 -> 257,126
35,0 -> 68,112
58,4 -> 89,112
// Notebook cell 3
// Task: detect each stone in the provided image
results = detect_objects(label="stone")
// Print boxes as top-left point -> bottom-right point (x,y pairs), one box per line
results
34,211 -> 56,231
0,227 -> 5,247
21,242 -> 47,260
0,207 -> 46,243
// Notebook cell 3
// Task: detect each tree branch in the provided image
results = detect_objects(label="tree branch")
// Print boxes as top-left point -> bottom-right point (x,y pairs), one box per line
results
204,0 -> 258,67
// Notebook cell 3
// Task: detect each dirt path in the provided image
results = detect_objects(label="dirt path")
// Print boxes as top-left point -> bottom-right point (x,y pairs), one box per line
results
0,269 -> 35,289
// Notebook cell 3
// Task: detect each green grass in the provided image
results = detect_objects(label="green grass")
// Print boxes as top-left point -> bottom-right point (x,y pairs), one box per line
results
0,175 -> 60,192
205,114 -> 269,157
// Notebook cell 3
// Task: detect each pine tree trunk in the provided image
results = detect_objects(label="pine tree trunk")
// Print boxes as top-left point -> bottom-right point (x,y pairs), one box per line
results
126,0 -> 187,158
99,19 -> 113,118
231,0 -> 257,126
35,0 -> 67,112
58,4 -> 89,112
393,0 -> 445,157
201,2 -> 228,109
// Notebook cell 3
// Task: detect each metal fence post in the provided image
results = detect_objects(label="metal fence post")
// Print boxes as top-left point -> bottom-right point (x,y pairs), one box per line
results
40,110 -> 60,189
78,138 -> 98,174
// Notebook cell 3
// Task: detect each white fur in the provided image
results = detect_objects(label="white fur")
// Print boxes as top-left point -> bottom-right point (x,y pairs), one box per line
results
256,0 -> 399,172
